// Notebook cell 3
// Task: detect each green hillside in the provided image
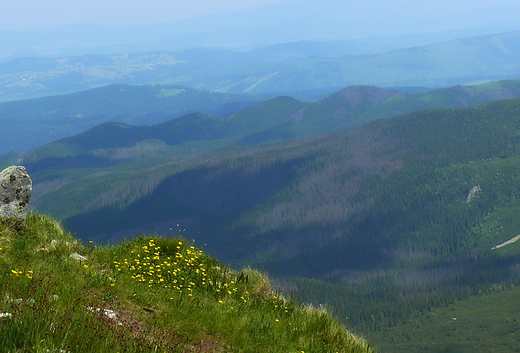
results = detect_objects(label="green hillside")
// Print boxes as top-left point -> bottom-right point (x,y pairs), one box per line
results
13,94 -> 520,344
0,213 -> 373,352
60,97 -> 518,264
0,84 -> 261,153
6,87 -> 520,352
10,78 -> 520,161
3,76 -> 520,157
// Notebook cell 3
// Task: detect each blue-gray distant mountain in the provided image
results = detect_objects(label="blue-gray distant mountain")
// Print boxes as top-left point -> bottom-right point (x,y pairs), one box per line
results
1,0 -> 518,61
0,84 -> 262,153
3,78 -> 520,155
2,31 -> 520,102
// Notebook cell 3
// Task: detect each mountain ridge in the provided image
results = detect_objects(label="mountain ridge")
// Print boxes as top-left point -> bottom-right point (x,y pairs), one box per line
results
2,31 -> 520,101
13,78 -> 520,163
0,84 -> 263,153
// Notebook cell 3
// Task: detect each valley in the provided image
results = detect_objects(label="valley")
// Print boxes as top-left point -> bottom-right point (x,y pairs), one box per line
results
3,20 -> 520,351
3,78 -> 520,352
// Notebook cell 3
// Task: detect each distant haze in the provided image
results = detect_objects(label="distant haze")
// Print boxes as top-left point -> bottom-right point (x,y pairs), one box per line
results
0,0 -> 286,31
2,0 -> 519,32
0,0 -> 520,77
0,0 -> 520,93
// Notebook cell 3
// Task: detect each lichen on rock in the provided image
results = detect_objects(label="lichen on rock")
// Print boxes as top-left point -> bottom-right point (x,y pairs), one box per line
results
0,166 -> 32,219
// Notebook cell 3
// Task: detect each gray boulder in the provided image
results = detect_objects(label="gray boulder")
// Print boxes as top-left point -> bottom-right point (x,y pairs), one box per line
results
0,166 -> 32,219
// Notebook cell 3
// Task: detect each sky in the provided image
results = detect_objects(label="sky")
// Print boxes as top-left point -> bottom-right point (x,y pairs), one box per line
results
0,0 -> 286,31
2,0 -> 520,32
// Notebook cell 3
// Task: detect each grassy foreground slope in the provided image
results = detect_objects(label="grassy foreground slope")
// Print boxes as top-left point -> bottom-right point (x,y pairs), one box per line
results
0,213 -> 372,353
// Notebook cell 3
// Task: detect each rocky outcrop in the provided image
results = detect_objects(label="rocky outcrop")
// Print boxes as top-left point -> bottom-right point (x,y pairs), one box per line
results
0,166 -> 32,219
466,185 -> 481,203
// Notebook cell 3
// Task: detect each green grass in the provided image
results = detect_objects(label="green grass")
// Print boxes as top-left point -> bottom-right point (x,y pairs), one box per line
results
0,213 -> 373,353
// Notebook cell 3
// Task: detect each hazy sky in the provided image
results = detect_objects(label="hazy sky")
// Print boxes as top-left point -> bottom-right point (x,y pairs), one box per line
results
1,0 -> 519,32
1,0 -> 286,31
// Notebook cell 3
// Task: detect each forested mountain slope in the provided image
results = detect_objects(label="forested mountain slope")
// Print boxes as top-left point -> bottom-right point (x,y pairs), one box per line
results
0,84 -> 261,153
369,283 -> 520,352
59,97 -> 520,262
16,96 -> 520,338
8,78 -> 520,159
257,79 -> 520,142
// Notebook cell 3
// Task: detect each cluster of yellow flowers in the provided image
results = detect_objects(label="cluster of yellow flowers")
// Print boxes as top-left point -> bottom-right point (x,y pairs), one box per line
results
10,269 -> 33,279
114,238 -> 248,303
